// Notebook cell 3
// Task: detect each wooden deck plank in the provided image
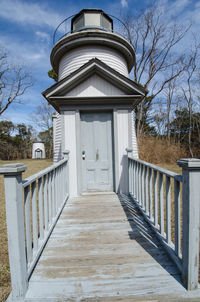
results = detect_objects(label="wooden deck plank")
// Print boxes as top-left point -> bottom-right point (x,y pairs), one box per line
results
25,193 -> 200,301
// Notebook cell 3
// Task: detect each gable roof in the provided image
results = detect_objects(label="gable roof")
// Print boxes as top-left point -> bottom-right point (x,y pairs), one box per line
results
42,58 -> 147,111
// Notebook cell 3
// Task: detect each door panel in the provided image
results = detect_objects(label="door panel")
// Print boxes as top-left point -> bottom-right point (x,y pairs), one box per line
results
81,112 -> 113,192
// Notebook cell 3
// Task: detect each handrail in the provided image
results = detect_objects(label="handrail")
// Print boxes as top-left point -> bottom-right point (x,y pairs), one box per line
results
127,155 -> 200,290
23,158 -> 68,188
128,156 -> 182,181
52,13 -> 129,45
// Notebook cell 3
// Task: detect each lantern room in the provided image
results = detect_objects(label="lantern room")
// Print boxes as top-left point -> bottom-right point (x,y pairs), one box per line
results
71,9 -> 113,32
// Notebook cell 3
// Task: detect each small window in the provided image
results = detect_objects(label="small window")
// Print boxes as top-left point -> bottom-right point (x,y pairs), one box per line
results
84,13 -> 101,27
102,15 -> 112,31
73,15 -> 84,31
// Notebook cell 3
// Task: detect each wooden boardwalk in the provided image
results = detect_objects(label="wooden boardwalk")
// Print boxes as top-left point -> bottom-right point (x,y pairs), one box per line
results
25,193 -> 200,301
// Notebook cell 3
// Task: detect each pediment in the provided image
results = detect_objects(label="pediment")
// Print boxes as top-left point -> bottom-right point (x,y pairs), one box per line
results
42,58 -> 147,111
60,73 -> 126,97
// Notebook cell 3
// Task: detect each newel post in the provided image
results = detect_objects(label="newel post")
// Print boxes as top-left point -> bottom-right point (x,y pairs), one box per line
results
0,163 -> 28,300
177,158 -> 200,290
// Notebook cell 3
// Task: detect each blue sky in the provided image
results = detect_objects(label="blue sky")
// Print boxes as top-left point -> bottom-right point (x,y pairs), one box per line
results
0,0 -> 199,127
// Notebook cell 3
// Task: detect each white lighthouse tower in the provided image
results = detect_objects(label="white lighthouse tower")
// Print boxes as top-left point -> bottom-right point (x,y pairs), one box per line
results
43,9 -> 146,197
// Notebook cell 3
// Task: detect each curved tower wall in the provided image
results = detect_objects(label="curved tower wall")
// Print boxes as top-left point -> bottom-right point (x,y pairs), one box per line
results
58,45 -> 129,80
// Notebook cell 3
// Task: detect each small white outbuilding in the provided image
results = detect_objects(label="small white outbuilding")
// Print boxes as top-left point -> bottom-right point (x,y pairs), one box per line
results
32,142 -> 46,159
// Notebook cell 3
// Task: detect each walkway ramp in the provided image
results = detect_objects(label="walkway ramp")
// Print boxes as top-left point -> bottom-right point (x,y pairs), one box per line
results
25,193 -> 200,301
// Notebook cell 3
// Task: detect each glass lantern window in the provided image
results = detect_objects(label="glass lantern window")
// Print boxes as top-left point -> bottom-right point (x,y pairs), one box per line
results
102,15 -> 112,31
73,15 -> 84,31
84,13 -> 101,27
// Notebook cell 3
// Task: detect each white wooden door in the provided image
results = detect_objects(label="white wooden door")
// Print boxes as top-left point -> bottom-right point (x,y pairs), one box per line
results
81,112 -> 113,192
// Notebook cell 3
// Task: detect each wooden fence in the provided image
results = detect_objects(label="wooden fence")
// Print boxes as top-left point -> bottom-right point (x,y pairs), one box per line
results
127,151 -> 200,291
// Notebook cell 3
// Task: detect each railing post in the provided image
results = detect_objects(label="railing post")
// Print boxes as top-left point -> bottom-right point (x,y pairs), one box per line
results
63,150 -> 70,197
0,163 -> 28,300
126,148 -> 133,195
177,158 -> 200,290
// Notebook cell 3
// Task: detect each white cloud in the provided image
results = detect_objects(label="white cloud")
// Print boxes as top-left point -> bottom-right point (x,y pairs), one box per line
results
36,31 -> 50,42
121,0 -> 128,8
0,0 -> 65,28
158,0 -> 190,20
0,35 -> 50,68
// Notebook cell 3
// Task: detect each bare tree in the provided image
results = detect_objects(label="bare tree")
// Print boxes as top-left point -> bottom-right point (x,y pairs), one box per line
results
122,3 -> 190,134
31,101 -> 54,158
163,77 -> 178,141
0,47 -> 33,115
32,101 -> 54,134
179,40 -> 200,157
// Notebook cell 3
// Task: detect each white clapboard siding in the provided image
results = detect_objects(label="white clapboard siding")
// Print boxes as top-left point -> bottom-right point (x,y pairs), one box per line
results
53,113 -> 62,163
66,74 -> 125,97
59,45 -> 129,80
132,110 -> 139,158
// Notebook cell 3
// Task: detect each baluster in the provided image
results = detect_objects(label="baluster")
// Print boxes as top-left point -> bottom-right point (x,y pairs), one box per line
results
130,159 -> 133,195
64,162 -> 66,198
56,167 -> 59,209
31,181 -> 38,253
56,167 -> 59,207
62,165 -> 64,203
141,164 -> 144,208
128,158 -> 130,193
55,168 -> 59,210
38,177 -> 44,241
24,186 -> 32,264
154,170 -> 158,227
48,172 -> 52,224
166,176 -> 171,244
63,150 -> 70,198
54,168 -> 57,208
43,174 -> 48,231
144,166 -> 148,214
132,160 -> 134,195
138,163 -> 141,204
148,168 -> 152,220
52,169 -> 55,218
135,162 -> 138,201
159,173 -> 164,235
133,161 -> 136,199
60,165 -> 62,205
174,179 -> 181,257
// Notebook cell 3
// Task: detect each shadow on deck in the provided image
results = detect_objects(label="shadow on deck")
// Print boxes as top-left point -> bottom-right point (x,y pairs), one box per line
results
118,194 -> 182,285
24,193 -> 200,302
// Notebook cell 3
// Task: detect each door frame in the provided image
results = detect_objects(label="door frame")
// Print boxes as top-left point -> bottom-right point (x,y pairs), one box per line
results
76,108 -> 117,195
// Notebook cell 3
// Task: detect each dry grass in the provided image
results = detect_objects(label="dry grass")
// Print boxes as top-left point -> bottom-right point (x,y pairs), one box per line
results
138,135 -> 187,165
0,159 -> 52,302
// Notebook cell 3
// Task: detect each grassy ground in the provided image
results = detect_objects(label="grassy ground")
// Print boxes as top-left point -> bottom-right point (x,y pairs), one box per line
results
0,159 -> 52,302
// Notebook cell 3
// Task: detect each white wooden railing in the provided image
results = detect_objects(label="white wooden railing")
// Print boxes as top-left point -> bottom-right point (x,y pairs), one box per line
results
0,150 -> 69,301
126,150 -> 200,291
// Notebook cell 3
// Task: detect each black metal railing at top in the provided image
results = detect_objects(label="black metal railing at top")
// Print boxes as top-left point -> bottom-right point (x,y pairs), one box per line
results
52,13 -> 130,45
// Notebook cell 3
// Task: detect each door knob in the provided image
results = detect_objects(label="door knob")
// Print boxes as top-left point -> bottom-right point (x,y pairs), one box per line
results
82,150 -> 85,160
96,149 -> 99,161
